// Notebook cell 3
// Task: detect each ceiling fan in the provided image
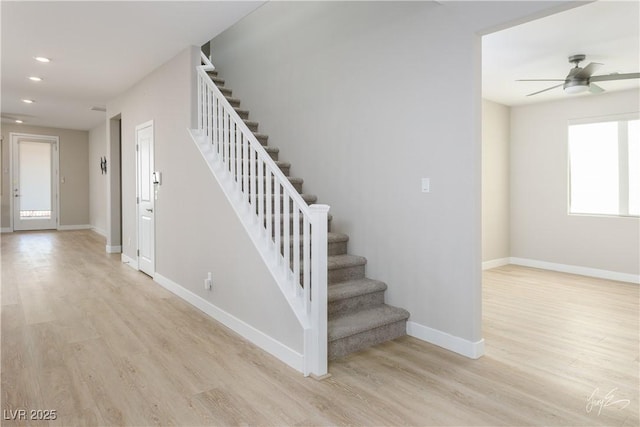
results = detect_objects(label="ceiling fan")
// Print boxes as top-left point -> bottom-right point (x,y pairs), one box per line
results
518,54 -> 640,97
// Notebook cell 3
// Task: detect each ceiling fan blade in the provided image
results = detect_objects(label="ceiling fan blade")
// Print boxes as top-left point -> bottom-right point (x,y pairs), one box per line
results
526,83 -> 564,97
589,83 -> 605,94
517,79 -> 565,81
591,72 -> 640,82
575,62 -> 603,79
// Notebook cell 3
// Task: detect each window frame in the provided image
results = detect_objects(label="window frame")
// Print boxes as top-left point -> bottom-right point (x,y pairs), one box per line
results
567,112 -> 640,218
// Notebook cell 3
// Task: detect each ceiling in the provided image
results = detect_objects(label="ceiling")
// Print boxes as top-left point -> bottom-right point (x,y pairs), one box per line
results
1,1 -> 638,131
1,1 -> 265,131
483,0 -> 640,106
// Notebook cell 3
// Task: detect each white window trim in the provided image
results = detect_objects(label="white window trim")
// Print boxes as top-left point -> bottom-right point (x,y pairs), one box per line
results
567,112 -> 640,218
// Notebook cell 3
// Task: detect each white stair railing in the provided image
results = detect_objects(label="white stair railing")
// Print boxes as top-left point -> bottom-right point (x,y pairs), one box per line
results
191,52 -> 329,377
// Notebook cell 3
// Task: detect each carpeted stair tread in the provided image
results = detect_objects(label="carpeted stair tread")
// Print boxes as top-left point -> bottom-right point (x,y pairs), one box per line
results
211,76 -> 225,86
206,69 -> 218,77
245,175 -> 302,184
225,96 -> 241,107
328,278 -> 387,301
283,232 -> 348,245
254,133 -> 269,145
244,120 -> 258,131
328,232 -> 349,245
235,108 -> 250,119
328,305 -> 410,341
328,254 -> 367,270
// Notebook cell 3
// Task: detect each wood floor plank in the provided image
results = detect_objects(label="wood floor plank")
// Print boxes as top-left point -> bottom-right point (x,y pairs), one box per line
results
1,230 -> 638,426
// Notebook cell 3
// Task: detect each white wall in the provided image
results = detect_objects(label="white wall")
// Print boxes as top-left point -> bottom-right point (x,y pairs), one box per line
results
210,1 -> 574,353
482,100 -> 511,265
511,89 -> 640,277
89,121 -> 107,235
106,47 -> 303,359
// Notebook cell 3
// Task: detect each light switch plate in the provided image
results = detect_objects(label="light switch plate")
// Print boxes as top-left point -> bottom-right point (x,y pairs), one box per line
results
421,178 -> 430,193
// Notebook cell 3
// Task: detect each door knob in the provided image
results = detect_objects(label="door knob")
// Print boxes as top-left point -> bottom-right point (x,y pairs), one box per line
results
146,208 -> 153,212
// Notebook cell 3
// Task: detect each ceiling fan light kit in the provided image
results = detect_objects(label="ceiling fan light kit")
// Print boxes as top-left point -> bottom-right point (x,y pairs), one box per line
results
518,54 -> 640,97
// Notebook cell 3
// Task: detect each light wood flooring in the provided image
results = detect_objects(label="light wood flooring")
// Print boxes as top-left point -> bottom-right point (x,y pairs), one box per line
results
1,230 -> 638,426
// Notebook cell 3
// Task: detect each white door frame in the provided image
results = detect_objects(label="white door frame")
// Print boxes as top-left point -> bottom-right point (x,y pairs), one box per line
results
136,120 -> 155,276
9,132 -> 60,231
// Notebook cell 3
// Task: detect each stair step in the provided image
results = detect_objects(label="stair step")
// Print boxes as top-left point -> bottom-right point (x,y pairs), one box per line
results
206,69 -> 218,77
328,278 -> 387,318
235,108 -> 250,120
246,160 -> 290,176
281,232 -> 348,256
219,87 -> 232,97
253,194 -> 318,213
254,133 -> 269,146
238,146 -> 278,161
267,213 -> 333,231
211,76 -> 225,86
327,232 -> 349,256
225,96 -> 241,107
328,254 -> 367,284
244,120 -> 259,132
328,305 -> 409,360
245,176 -> 303,192
273,161 -> 289,176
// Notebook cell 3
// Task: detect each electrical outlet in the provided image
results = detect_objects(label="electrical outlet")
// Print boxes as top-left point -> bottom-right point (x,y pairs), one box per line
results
204,272 -> 213,290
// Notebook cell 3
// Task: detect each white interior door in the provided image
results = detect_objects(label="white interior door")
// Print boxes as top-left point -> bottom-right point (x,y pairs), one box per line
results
11,135 -> 58,231
136,121 -> 155,276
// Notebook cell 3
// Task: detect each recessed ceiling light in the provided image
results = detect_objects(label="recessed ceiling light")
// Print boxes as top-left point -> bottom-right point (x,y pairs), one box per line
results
22,99 -> 35,104
28,76 -> 43,82
15,120 -> 24,124
34,56 -> 51,63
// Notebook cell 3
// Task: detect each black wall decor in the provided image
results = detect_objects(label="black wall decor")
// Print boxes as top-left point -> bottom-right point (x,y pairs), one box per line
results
100,157 -> 107,174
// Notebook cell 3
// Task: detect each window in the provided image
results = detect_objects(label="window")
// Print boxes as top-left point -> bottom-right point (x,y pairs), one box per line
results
568,116 -> 639,217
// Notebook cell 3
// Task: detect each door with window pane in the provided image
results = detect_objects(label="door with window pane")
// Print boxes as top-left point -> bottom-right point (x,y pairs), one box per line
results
12,137 -> 57,230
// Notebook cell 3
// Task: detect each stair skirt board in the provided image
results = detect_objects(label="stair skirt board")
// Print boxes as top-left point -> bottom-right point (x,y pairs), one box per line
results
154,273 -> 305,373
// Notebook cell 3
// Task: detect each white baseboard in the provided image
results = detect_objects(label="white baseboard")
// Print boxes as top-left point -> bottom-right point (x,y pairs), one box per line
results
510,257 -> 639,284
58,224 -> 92,231
482,257 -> 510,270
91,227 -> 107,237
121,253 -> 139,270
1,228 -> 12,233
407,321 -> 485,359
154,273 -> 304,373
106,245 -> 122,253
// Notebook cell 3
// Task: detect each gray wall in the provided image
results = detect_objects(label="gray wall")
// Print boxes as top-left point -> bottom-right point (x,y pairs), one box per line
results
209,1 -> 574,347
106,47 -> 303,353
511,89 -> 640,275
482,100 -> 511,263
1,124 -> 89,228
89,121 -> 108,235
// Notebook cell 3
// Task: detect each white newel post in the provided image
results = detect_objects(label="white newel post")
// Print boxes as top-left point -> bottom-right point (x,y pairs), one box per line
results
308,204 -> 330,377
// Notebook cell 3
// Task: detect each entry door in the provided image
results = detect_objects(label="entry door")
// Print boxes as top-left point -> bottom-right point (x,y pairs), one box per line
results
12,136 -> 58,231
136,121 -> 155,276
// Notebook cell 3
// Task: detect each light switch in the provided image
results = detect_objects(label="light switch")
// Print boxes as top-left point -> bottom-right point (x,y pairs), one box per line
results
421,178 -> 430,193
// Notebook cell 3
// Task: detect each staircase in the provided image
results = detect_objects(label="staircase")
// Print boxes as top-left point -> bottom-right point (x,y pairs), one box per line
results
204,68 -> 410,361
